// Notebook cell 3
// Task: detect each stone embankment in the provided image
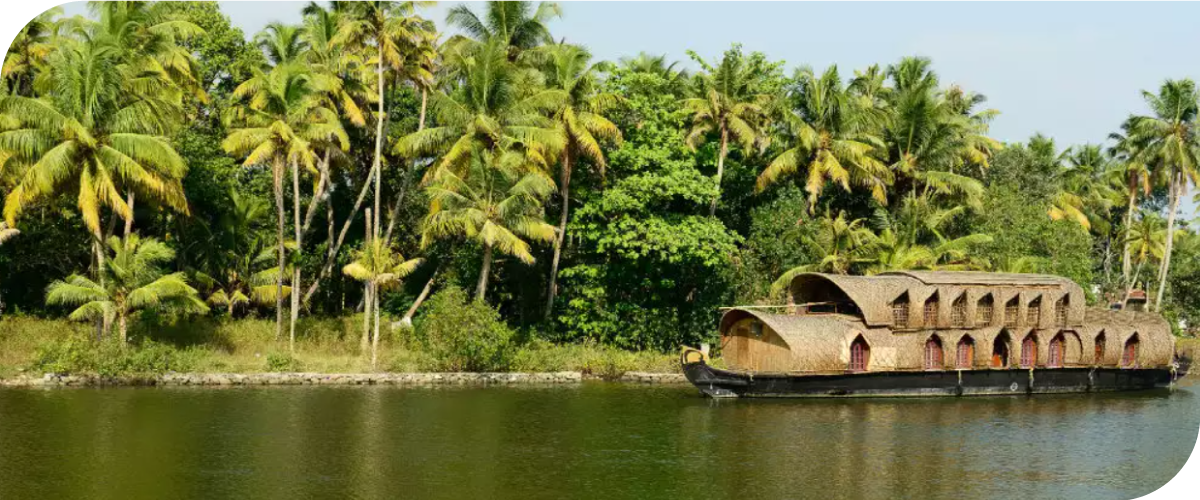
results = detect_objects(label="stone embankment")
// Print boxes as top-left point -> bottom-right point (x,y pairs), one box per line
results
0,371 -> 688,387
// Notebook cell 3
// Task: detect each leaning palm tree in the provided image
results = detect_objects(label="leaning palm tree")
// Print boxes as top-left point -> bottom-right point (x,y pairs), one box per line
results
1125,79 -> 1200,310
757,65 -> 891,210
445,1 -> 561,61
1123,212 -> 1169,307
422,147 -> 557,301
1,38 -> 189,310
343,232 -> 421,369
1109,125 -> 1157,285
46,235 -> 208,343
525,43 -> 622,319
683,46 -> 770,216
223,62 -> 348,348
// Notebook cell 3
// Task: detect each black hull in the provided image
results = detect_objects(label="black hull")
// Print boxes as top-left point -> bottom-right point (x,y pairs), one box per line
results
682,362 -> 1180,398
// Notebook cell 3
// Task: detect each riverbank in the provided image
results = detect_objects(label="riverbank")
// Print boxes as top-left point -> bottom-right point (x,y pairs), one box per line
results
0,371 -> 690,387
0,316 -> 682,380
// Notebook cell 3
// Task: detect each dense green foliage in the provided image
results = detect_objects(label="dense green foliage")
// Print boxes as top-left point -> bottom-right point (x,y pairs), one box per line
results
2,0 -> 1198,379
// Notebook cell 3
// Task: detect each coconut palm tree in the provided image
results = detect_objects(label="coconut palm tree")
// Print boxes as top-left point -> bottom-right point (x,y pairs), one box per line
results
332,0 -> 429,239
445,1 -> 561,61
205,239 -> 292,317
1109,125 -> 1157,285
1124,212 -> 1170,307
771,209 -> 874,294
255,22 -> 309,66
222,62 -> 348,348
618,52 -> 689,93
393,38 -> 563,178
1125,79 -> 1200,310
1049,144 -> 1121,232
1,38 -> 189,299
861,199 -> 992,274
422,147 -> 557,301
757,65 -> 890,210
525,43 -> 622,319
343,231 -> 421,368
683,46 -> 770,216
46,235 -> 208,343
2,7 -> 63,96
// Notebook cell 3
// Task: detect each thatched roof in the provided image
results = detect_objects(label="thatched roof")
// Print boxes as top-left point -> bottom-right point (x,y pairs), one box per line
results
788,272 -> 1087,328
719,303 -> 1176,373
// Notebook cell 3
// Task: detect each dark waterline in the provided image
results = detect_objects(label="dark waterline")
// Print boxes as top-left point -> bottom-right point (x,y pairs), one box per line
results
0,381 -> 1197,500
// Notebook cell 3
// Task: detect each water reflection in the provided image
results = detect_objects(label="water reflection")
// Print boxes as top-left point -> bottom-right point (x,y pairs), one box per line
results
0,383 -> 1194,500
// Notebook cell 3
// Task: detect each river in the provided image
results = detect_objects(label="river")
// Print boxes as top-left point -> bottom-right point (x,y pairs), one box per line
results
0,380 -> 1196,500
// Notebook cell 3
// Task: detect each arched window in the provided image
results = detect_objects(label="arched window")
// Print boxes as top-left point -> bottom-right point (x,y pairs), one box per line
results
924,293 -> 939,327
951,295 -> 967,327
1004,297 -> 1020,328
924,336 -> 944,370
892,293 -> 910,329
1028,297 -> 1042,326
956,336 -> 975,369
976,294 -> 994,325
1048,333 -> 1065,368
1122,333 -> 1140,368
1095,331 -> 1107,365
1020,334 -> 1038,368
992,331 -> 1012,368
849,335 -> 870,372
1056,296 -> 1069,326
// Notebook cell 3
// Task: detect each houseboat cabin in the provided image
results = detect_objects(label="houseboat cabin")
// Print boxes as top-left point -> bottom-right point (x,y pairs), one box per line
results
682,271 -> 1185,398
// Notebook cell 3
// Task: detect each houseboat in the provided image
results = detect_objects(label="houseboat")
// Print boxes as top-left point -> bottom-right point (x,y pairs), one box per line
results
682,271 -> 1189,398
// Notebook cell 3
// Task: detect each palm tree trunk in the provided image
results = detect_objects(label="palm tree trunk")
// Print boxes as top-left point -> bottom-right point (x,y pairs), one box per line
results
708,128 -> 729,217
1124,258 -> 1147,309
372,280 -> 381,370
123,192 -> 135,238
544,151 -> 572,321
118,312 -> 128,344
402,267 -> 438,326
476,243 -> 493,301
290,159 -> 302,353
273,159 -> 286,340
381,88 -> 427,247
92,236 -> 107,341
1155,173 -> 1183,311
362,209 -> 373,352
1122,181 -> 1137,285
373,50 -> 385,241
301,150 -> 331,237
304,161 -> 378,305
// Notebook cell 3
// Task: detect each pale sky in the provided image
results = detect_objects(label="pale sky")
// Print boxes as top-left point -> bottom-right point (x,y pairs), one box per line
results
57,1 -> 1200,213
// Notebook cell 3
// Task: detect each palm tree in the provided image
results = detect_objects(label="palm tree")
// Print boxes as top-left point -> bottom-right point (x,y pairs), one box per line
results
343,230 -> 421,369
771,209 -> 874,294
46,235 -> 208,343
332,0 -> 429,240
1123,212 -> 1169,307
205,239 -> 292,317
1125,79 -> 1200,310
883,58 -> 999,199
1,38 -> 189,308
255,22 -> 309,66
618,52 -> 689,93
1049,144 -> 1121,232
1110,125 -> 1157,285
2,7 -> 63,96
757,65 -> 890,210
445,1 -> 561,61
394,38 -> 563,178
526,43 -> 622,319
683,46 -> 769,216
222,63 -> 348,348
861,199 -> 992,274
422,148 -> 557,301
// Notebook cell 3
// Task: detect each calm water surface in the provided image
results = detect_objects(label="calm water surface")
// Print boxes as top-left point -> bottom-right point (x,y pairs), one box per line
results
0,381 -> 1197,500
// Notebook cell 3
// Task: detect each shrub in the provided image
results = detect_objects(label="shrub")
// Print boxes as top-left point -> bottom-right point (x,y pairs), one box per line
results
265,351 -> 301,372
32,336 -> 199,376
416,286 -> 514,372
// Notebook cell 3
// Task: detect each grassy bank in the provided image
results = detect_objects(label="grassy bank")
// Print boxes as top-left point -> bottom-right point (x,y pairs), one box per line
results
1178,337 -> 1200,359
0,316 -> 679,379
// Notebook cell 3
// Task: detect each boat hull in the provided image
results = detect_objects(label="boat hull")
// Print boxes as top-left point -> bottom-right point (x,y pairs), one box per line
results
682,361 -> 1181,398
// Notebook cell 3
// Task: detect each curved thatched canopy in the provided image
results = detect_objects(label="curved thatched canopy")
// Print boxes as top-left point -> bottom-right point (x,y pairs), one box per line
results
787,271 -> 1087,328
